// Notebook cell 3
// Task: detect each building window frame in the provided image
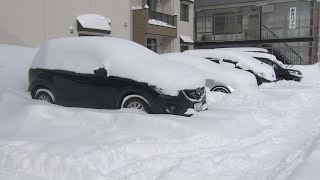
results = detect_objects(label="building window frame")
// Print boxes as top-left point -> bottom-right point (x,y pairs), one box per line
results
147,0 -> 157,12
147,38 -> 157,53
180,44 -> 189,52
181,3 -> 189,22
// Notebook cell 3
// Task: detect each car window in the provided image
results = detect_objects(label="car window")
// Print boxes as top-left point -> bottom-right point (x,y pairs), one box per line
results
223,59 -> 237,65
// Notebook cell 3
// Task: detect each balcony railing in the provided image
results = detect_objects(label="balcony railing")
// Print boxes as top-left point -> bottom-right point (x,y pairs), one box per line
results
148,11 -> 176,27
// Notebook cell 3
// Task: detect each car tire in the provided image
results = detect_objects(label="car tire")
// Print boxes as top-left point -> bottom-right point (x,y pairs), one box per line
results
121,96 -> 151,113
34,90 -> 54,104
211,87 -> 230,94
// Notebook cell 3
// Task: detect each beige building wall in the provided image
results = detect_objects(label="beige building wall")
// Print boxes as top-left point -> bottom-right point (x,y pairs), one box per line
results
174,1 -> 194,52
0,0 -> 131,47
0,0 -> 44,47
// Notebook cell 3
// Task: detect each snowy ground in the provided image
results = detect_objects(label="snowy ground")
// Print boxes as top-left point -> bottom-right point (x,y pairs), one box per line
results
0,44 -> 319,180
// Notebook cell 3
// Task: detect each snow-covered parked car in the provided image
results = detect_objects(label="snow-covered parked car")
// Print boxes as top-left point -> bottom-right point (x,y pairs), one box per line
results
219,48 -> 303,82
185,49 -> 277,85
28,37 -> 207,116
161,53 -> 258,93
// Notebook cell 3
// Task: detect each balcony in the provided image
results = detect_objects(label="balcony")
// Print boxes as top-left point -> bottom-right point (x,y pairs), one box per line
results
133,8 -> 177,47
148,11 -> 176,27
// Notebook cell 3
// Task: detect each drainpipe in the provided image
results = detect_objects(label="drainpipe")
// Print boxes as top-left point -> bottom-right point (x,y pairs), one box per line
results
42,0 -> 46,41
259,5 -> 262,47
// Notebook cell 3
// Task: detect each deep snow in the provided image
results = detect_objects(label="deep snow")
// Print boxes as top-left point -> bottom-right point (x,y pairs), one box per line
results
0,44 -> 320,180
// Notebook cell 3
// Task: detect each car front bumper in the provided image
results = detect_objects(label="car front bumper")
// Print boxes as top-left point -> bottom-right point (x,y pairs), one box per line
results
150,93 -> 208,117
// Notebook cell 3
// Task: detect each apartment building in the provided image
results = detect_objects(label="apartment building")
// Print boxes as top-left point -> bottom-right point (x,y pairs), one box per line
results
132,0 -> 194,53
195,0 -> 320,64
0,0 -> 194,53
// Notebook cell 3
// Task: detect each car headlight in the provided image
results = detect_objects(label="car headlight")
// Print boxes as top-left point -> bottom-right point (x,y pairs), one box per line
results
288,70 -> 299,76
258,72 -> 266,78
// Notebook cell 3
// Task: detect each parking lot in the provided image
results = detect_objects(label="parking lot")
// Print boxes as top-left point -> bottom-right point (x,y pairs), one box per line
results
0,44 -> 320,180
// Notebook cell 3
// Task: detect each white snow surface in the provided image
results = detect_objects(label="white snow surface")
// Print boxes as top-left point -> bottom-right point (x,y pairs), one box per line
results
77,14 -> 111,31
31,37 -> 205,96
185,49 -> 277,81
1,45 -> 320,180
161,53 -> 258,91
148,19 -> 176,28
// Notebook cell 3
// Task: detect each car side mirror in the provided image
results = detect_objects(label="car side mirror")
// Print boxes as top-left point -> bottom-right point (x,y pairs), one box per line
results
94,68 -> 108,78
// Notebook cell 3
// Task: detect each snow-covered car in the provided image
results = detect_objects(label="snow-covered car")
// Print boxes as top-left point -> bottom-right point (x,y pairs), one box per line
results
161,53 -> 258,93
28,37 -> 207,116
184,49 -> 277,85
220,48 -> 303,82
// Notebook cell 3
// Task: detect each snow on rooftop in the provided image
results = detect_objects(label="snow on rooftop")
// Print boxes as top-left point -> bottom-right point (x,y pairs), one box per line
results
217,47 -> 269,53
132,5 -> 143,10
148,19 -> 176,28
77,14 -> 111,31
180,36 -> 194,43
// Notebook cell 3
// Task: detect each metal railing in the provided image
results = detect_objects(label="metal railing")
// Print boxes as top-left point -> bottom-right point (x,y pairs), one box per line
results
149,10 -> 175,27
261,25 -> 303,65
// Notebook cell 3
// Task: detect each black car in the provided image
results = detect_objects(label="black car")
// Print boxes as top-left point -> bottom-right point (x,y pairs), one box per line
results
28,37 -> 207,116
205,58 -> 272,85
253,57 -> 303,82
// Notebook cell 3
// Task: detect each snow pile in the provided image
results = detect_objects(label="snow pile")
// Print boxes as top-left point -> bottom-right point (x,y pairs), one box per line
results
185,49 -> 277,81
161,53 -> 258,91
293,63 -> 320,84
31,37 -> 205,96
77,14 -> 111,31
0,45 -> 320,180
148,19 -> 176,28
0,45 -> 38,91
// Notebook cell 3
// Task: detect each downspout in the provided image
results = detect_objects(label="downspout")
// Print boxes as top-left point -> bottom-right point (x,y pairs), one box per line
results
259,5 -> 262,47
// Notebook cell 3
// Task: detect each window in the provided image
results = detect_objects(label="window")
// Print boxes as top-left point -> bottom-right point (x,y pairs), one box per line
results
213,14 -> 242,35
147,0 -> 157,12
180,45 -> 189,52
180,3 -> 189,22
147,38 -> 157,53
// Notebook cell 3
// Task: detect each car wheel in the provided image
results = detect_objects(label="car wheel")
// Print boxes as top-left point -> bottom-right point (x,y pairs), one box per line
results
211,87 -> 230,94
121,96 -> 151,113
34,90 -> 54,104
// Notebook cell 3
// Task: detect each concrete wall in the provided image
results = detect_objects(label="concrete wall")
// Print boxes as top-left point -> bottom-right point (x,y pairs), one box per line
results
0,0 -> 131,47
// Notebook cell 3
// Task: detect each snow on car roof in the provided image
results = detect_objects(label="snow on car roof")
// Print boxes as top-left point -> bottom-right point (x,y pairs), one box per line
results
161,53 -> 258,90
31,37 -> 205,96
216,47 -> 269,53
244,52 -> 284,66
184,49 -> 276,81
